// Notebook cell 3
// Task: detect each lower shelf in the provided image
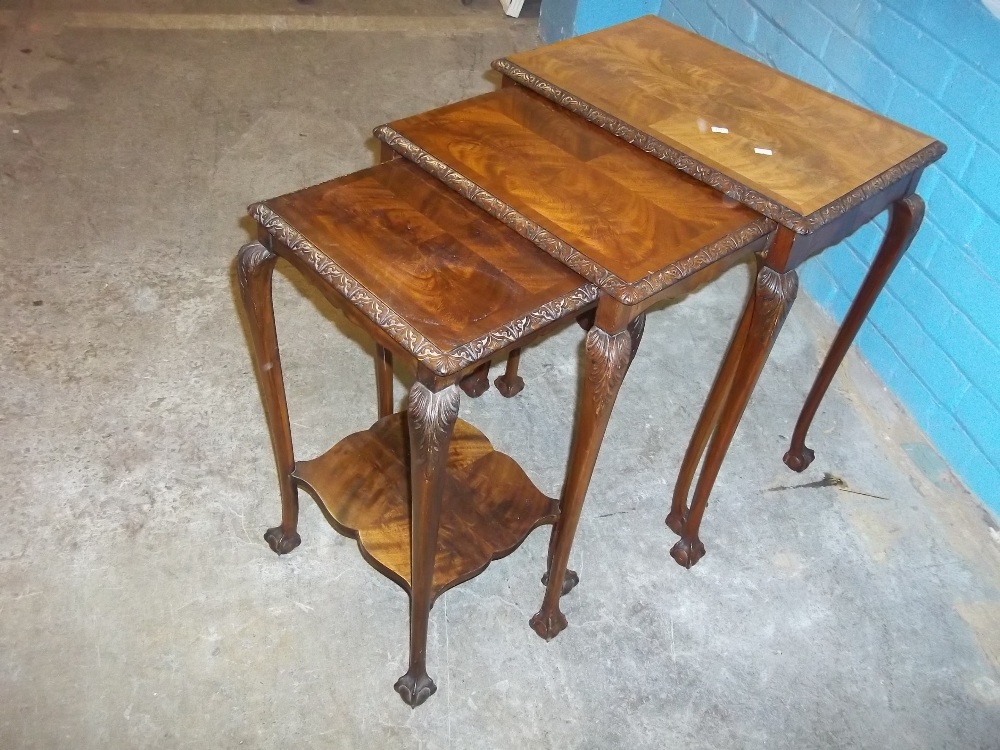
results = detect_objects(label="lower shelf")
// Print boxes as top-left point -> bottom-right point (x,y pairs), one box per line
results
293,413 -> 559,599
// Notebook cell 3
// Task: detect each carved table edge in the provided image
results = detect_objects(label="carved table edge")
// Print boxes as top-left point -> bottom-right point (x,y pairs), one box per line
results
627,216 -> 776,299
491,58 -> 947,235
248,202 -> 600,376
375,124 -> 771,304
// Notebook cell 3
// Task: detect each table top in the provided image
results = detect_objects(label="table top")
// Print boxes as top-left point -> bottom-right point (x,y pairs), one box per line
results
250,159 -> 596,376
377,86 -> 774,305
496,15 -> 946,233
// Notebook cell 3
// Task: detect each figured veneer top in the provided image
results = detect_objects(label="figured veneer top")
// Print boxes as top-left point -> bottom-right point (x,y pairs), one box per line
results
250,159 -> 596,376
497,15 -> 945,232
378,86 -> 774,304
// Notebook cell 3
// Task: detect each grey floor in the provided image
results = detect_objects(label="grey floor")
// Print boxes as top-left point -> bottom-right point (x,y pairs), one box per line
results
2,2 -> 999,748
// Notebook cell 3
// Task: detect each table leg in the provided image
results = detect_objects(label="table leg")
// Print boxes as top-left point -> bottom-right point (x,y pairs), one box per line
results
671,265 -> 799,568
784,194 -> 925,472
459,361 -> 492,398
394,380 -> 460,707
375,345 -> 394,419
237,243 -> 302,556
667,269 -> 756,535
531,311 -> 643,640
538,312 -> 645,599
494,348 -> 525,397
627,312 -> 646,363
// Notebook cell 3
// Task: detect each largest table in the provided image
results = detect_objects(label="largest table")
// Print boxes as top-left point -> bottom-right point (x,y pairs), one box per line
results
498,16 -> 945,559
381,16 -> 944,636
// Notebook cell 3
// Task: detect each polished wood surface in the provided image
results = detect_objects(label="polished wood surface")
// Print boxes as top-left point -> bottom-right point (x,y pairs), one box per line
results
500,15 -> 944,228
292,410 -> 558,599
257,158 -> 596,367
380,85 -> 773,304
490,19 -> 945,570
240,18 -> 945,705
244,156 -> 602,706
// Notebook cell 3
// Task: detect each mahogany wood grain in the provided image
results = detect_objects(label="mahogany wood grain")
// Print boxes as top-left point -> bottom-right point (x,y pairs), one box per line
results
265,160 -> 581,358
260,159 -> 594,362
379,86 -> 774,305
375,82 -> 782,596
245,158 -> 599,705
499,15 -> 944,229
493,20 -> 945,567
292,411 -> 558,599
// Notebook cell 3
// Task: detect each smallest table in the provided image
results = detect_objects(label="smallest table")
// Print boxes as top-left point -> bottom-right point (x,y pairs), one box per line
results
238,159 -> 597,706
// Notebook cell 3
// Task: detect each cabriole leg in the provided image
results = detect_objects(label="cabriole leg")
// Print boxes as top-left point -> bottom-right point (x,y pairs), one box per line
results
394,380 -> 460,707
667,271 -> 755,535
531,314 -> 639,640
627,313 -> 646,363
671,265 -> 799,568
237,242 -> 301,555
784,194 -> 925,472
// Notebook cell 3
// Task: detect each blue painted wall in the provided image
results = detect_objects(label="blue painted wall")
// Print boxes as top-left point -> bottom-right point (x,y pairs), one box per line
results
541,0 -> 658,40
538,0 -> 1000,514
539,0 -> 578,42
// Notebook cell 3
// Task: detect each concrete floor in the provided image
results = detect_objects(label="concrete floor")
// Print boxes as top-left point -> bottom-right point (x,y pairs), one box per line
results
2,1 -> 999,748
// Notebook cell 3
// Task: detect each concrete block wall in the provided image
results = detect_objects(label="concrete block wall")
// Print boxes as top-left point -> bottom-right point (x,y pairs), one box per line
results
537,0 -> 1000,514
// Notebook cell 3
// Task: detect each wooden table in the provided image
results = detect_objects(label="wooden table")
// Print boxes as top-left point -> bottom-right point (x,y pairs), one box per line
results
241,158 -> 598,705
244,18 -> 947,703
492,15 -> 946,568
376,84 -> 775,638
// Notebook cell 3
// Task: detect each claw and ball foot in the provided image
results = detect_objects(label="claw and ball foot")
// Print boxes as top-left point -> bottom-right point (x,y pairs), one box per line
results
531,324 -> 636,644
541,568 -> 579,596
264,526 -> 301,555
459,377 -> 489,398
495,348 -> 525,398
394,669 -> 437,707
669,264 -> 799,570
670,537 -> 706,569
494,373 -> 525,398
529,609 -> 568,641
783,445 -> 815,472
665,510 -> 685,536
459,364 -> 490,398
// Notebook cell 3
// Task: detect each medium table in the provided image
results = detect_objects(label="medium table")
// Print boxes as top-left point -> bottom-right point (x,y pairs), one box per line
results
493,15 -> 946,568
376,83 -> 775,638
